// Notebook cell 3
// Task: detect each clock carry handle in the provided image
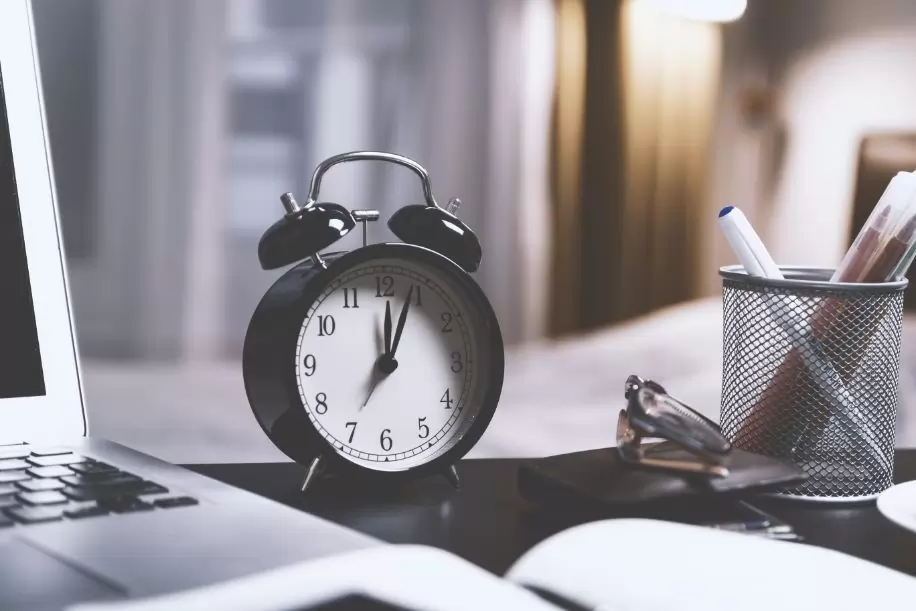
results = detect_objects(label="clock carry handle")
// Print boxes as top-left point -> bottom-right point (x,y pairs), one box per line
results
303,151 -> 441,210
257,151 -> 482,272
307,151 -> 482,273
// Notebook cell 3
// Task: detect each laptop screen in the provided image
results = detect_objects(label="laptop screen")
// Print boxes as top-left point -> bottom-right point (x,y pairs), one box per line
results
0,64 -> 47,398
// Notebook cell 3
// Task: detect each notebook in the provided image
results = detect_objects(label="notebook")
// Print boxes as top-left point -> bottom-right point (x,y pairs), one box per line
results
70,518 -> 916,611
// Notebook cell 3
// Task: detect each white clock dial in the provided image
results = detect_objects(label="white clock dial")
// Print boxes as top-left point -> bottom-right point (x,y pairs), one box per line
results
294,257 -> 485,471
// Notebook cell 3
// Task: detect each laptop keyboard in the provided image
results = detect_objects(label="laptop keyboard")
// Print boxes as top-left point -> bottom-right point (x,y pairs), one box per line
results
0,446 -> 198,528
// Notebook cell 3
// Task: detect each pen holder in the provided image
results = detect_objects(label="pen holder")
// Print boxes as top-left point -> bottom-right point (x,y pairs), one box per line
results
718,266 -> 907,501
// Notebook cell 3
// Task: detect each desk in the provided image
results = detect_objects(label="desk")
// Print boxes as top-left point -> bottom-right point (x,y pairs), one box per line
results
188,449 -> 916,577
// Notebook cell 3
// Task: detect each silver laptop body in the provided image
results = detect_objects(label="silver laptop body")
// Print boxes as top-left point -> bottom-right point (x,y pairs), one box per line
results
0,2 -> 377,609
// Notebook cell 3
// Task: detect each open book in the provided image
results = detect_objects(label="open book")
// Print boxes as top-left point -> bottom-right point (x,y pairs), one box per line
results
71,518 -> 916,611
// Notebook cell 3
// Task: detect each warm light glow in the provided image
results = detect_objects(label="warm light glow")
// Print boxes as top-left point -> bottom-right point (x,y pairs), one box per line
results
645,0 -> 747,23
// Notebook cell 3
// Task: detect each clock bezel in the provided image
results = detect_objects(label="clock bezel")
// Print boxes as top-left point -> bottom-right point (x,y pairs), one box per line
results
257,242 -> 504,483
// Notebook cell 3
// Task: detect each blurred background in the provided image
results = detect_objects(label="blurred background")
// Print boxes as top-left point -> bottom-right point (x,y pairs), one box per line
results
29,0 -> 916,461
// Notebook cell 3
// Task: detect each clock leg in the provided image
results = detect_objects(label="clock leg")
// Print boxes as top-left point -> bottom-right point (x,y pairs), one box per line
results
442,464 -> 460,490
300,456 -> 325,493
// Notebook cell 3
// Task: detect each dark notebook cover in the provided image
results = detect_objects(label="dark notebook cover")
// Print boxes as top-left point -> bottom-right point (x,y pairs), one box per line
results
518,443 -> 807,518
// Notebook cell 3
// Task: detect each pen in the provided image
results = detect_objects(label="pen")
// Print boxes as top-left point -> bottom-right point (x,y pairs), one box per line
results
798,176 -> 916,454
718,206 -> 781,279
832,171 -> 916,283
822,211 -> 916,386
891,237 -> 916,280
798,211 -> 916,454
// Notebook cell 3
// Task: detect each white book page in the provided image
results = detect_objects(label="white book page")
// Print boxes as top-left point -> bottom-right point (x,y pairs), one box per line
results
70,518 -> 916,611
68,545 -> 559,611
507,518 -> 916,611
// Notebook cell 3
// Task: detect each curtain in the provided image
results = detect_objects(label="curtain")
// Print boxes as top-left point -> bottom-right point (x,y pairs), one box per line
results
41,0 -> 557,359
549,0 -> 721,336
38,0 -> 229,359
487,0 -> 556,343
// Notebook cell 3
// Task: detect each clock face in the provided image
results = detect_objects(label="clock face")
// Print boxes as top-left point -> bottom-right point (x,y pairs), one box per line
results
294,255 -> 494,471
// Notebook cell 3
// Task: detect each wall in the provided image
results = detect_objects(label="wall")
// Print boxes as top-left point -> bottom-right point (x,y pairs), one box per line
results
741,0 -> 916,268
701,0 -> 769,294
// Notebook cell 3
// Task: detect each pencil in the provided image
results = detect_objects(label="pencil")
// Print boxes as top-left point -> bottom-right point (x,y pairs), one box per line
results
735,181 -> 916,452
833,205 -> 891,282
861,214 -> 916,282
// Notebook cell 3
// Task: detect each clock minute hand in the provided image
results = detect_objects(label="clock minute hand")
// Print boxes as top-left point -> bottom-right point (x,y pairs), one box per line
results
389,286 -> 413,358
384,300 -> 392,356
361,367 -> 385,409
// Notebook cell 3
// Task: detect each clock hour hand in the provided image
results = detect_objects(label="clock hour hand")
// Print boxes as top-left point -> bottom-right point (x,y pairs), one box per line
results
374,298 -> 400,377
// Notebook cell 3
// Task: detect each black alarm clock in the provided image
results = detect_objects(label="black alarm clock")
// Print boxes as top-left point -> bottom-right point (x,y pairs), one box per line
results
243,151 -> 504,493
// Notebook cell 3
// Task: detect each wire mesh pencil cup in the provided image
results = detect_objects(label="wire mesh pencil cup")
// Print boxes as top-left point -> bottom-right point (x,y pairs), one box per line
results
718,266 -> 907,501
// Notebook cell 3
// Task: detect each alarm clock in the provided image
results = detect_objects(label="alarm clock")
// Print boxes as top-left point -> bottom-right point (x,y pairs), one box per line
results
243,151 -> 504,493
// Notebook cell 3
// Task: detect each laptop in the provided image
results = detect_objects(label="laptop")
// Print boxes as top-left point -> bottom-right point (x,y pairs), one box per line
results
0,1 -> 378,608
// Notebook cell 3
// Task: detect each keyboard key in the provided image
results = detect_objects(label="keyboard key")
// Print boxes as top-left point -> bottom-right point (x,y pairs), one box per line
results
100,497 -> 154,514
0,471 -> 29,484
61,473 -> 140,488
0,484 -> 18,496
6,505 -> 64,524
0,459 -> 30,471
27,454 -> 88,467
27,465 -> 73,478
70,462 -> 117,475
0,446 -> 30,459
65,482 -> 143,502
17,491 -> 69,506
64,504 -> 110,520
29,447 -> 72,457
136,483 -> 169,496
0,513 -> 14,528
17,479 -> 66,492
0,494 -> 19,510
153,496 -> 198,509
64,481 -> 168,502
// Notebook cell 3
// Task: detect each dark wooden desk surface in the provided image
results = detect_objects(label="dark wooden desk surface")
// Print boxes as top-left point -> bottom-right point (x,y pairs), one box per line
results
188,450 -> 916,577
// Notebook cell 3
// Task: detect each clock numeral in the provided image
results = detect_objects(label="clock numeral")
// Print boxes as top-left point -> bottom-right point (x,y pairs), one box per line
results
411,285 -> 423,307
440,389 -> 454,409
418,417 -> 430,439
441,312 -> 454,333
380,428 -> 393,452
342,287 -> 359,309
345,422 -> 357,443
317,315 -> 336,336
375,275 -> 394,297
303,354 -> 316,376
451,351 -> 463,373
315,392 -> 328,415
